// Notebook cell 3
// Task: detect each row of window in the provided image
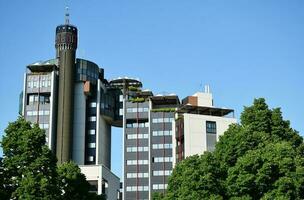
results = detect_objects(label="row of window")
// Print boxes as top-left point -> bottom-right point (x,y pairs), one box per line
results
152,143 -> 172,149
126,122 -> 149,128
153,157 -> 173,163
152,184 -> 168,190
39,123 -> 49,129
27,110 -> 50,116
127,173 -> 149,178
126,160 -> 149,165
88,143 -> 96,148
126,186 -> 149,192
127,133 -> 148,139
152,130 -> 172,136
126,107 -> 149,113
27,80 -> 51,88
153,170 -> 172,176
126,146 -> 148,152
28,94 -> 50,104
126,157 -> 173,165
152,118 -> 174,123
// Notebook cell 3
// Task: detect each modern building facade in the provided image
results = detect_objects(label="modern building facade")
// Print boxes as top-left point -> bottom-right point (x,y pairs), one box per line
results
173,88 -> 237,165
115,83 -> 236,200
19,12 -> 237,200
20,16 -> 120,199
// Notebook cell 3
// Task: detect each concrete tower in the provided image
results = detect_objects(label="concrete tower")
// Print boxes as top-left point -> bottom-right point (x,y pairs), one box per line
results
55,8 -> 78,163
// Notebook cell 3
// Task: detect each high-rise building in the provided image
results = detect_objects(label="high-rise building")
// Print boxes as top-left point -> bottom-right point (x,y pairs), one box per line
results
113,82 -> 236,200
19,11 -> 237,200
21,15 -> 120,199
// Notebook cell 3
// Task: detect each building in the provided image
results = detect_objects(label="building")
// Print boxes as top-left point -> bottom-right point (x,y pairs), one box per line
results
173,87 -> 237,165
20,14 -> 120,199
19,11 -> 236,200
113,82 -> 236,200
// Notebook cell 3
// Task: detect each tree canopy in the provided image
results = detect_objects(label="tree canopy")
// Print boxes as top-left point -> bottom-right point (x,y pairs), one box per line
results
164,98 -> 304,200
0,117 -> 104,200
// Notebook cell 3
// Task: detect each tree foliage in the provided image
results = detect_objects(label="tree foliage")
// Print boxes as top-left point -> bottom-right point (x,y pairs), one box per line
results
0,117 -> 103,200
1,117 -> 60,199
57,161 -> 105,200
164,98 -> 304,200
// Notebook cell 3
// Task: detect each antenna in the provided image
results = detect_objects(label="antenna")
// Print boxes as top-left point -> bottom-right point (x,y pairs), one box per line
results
65,6 -> 70,24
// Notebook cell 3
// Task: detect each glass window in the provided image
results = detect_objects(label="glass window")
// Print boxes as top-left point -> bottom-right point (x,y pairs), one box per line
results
87,156 -> 94,162
89,116 -> 96,122
88,143 -> 96,148
206,121 -> 216,134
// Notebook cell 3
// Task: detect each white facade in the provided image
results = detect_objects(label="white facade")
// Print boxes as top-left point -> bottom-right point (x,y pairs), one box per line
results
80,165 -> 120,200
73,82 -> 86,165
173,114 -> 236,166
192,92 -> 213,107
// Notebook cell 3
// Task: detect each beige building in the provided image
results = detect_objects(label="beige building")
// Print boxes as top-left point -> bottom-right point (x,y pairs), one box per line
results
173,87 -> 237,166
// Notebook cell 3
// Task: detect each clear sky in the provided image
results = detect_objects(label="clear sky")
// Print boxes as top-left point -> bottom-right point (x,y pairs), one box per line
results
0,0 -> 303,179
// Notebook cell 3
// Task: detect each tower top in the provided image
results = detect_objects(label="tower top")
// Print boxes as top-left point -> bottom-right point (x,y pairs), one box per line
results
65,6 -> 70,24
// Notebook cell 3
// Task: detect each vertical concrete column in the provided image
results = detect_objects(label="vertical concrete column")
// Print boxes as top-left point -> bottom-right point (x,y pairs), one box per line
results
55,24 -> 78,164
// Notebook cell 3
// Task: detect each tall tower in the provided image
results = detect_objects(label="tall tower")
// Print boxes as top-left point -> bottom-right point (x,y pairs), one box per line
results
55,8 -> 78,163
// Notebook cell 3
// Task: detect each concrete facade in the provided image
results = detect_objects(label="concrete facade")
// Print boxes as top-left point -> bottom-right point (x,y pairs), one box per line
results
21,18 -> 120,200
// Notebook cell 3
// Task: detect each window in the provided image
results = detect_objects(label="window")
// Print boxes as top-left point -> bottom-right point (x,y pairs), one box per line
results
88,143 -> 96,148
152,130 -> 172,136
152,184 -> 168,190
153,170 -> 172,176
126,107 -> 149,113
89,116 -> 96,122
127,133 -> 148,139
126,146 -> 148,152
26,110 -> 49,116
152,118 -> 174,123
206,121 -> 216,134
152,143 -> 172,149
126,122 -> 149,128
90,102 -> 97,108
127,173 -> 149,178
126,186 -> 149,192
89,129 -> 96,135
39,123 -> 49,129
153,157 -> 173,163
27,94 -> 50,105
126,160 -> 148,165
87,156 -> 94,162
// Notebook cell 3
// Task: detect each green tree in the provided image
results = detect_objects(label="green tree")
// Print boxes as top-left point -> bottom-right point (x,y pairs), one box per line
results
152,192 -> 165,200
165,98 -> 304,200
0,158 -> 9,199
1,117 -> 106,199
57,161 -> 105,200
1,117 -> 60,199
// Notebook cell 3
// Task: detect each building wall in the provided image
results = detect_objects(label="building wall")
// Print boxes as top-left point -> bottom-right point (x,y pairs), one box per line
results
24,72 -> 54,149
149,111 -> 174,197
80,165 -> 120,199
182,113 -> 237,158
73,82 -> 86,165
124,101 -> 150,200
97,115 -> 111,168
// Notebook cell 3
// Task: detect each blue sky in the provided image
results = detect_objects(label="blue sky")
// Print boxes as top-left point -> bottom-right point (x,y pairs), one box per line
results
0,0 -> 303,179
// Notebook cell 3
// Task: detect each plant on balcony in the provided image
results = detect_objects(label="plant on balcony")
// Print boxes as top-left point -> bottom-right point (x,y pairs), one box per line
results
151,108 -> 176,112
